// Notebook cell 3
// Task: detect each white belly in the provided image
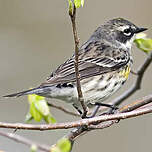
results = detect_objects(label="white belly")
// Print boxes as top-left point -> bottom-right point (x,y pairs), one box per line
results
48,72 -> 127,108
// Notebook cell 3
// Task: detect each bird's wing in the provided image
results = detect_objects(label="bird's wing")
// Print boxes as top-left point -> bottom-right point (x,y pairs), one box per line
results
40,41 -> 129,86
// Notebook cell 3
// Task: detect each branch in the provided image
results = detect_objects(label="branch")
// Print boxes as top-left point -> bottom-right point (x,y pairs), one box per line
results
0,131 -> 51,152
113,51 -> 152,106
66,94 -> 152,138
89,94 -> 152,129
0,95 -> 152,131
69,5 -> 88,117
119,94 -> 152,112
1,95 -> 152,151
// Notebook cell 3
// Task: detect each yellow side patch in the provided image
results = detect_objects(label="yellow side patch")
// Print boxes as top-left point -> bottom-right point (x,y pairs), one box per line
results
119,66 -> 131,79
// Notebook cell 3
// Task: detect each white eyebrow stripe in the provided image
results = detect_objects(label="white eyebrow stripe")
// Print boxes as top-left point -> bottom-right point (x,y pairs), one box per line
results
117,25 -> 130,31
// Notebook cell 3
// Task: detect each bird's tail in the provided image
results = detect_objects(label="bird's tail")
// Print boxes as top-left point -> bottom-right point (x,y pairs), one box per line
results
3,87 -> 44,98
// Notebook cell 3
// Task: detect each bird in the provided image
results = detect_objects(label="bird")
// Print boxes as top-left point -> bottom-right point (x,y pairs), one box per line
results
4,18 -> 147,117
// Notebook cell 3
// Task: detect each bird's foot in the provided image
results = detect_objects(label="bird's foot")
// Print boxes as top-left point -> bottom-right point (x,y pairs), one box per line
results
94,102 -> 118,114
81,113 -> 88,119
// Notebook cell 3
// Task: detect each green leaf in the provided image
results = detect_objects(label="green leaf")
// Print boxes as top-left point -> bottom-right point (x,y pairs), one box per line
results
34,99 -> 56,124
51,138 -> 71,152
57,138 -> 71,152
28,94 -> 44,103
74,0 -> 81,8
68,0 -> 84,13
68,0 -> 73,13
30,101 -> 42,122
35,100 -> 50,116
44,115 -> 56,124
27,94 -> 56,123
134,38 -> 152,53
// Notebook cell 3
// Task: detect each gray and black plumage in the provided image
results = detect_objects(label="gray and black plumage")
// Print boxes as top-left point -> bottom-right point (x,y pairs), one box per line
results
4,18 -> 147,113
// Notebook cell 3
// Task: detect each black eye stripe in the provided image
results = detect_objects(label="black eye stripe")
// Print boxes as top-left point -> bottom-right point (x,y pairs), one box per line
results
124,28 -> 131,34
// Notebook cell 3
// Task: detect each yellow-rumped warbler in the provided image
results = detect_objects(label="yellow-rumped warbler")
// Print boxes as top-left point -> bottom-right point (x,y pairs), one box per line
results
4,18 -> 147,115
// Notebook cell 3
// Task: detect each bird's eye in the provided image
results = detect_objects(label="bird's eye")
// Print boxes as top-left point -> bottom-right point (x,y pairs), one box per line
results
123,28 -> 132,36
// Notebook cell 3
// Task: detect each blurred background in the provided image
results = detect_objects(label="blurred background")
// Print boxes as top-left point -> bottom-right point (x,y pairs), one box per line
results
0,0 -> 152,151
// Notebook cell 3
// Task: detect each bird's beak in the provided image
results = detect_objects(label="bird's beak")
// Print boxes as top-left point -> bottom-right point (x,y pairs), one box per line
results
134,27 -> 148,33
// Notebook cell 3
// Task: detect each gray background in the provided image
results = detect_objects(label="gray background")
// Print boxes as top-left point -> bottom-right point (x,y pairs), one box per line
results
0,0 -> 152,152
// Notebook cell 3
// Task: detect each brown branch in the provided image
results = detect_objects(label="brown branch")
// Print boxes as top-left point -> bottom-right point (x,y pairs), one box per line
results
4,89 -> 148,151
47,102 -> 80,117
0,131 -> 51,152
0,94 -> 152,131
88,94 -> 152,129
113,51 -> 152,106
69,5 -> 88,117
67,94 -> 152,136
1,95 -> 152,151
119,94 -> 152,112
67,103 -> 152,138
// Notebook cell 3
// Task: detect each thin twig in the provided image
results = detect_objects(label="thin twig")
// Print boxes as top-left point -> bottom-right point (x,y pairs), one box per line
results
113,51 -> 152,106
69,5 -> 88,117
130,70 -> 138,75
0,94 -> 152,130
47,102 -> 80,117
1,96 -> 152,151
68,105 -> 152,132
67,94 -> 152,133
0,131 -> 51,152
119,94 -> 152,112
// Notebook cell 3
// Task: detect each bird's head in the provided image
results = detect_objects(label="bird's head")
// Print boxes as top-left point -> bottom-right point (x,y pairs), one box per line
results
92,18 -> 147,50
